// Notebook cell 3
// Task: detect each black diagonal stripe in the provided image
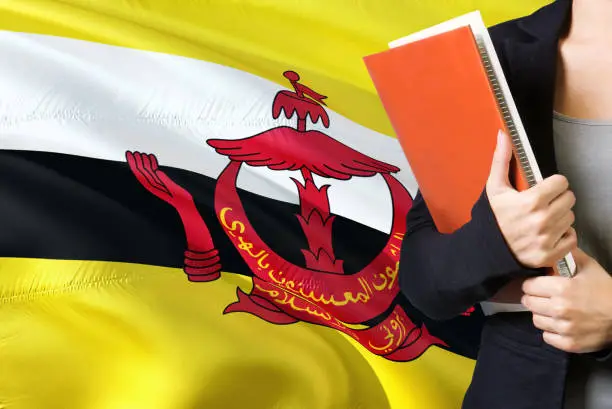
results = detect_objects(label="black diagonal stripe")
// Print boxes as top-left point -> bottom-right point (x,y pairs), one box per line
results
0,150 -> 389,273
0,149 -> 484,359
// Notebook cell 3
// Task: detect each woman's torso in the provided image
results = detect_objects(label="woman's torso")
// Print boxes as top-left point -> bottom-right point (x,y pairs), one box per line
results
553,33 -> 612,409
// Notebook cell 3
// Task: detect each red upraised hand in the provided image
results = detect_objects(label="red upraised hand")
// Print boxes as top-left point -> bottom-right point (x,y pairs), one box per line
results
126,150 -> 221,282
126,151 -> 194,208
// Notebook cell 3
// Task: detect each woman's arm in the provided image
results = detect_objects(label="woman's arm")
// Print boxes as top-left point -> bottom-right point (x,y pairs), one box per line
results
399,128 -> 577,321
399,189 -> 536,320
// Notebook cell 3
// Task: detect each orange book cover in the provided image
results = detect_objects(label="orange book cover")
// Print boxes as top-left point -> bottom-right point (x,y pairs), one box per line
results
363,12 -> 575,278
364,25 -> 525,234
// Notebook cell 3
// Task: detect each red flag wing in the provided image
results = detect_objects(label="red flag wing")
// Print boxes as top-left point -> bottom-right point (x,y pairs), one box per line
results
207,127 -> 400,178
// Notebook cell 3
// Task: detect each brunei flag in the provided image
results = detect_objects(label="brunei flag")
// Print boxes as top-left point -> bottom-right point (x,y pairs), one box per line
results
0,1 -> 549,409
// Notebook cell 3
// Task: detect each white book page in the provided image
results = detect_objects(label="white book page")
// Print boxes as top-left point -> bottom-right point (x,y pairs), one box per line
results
388,11 -> 484,48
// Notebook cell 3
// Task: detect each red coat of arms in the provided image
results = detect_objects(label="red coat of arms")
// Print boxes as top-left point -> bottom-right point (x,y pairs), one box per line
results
126,71 -> 448,361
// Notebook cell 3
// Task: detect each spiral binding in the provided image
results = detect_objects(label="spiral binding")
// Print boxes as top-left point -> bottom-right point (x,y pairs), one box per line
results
475,37 -> 574,278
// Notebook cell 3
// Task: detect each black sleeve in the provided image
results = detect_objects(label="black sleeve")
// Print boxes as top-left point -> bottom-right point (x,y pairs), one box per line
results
587,348 -> 612,363
398,188 -> 540,321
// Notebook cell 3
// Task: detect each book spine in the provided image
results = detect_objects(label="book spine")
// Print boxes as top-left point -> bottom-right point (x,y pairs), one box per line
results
475,37 -> 575,279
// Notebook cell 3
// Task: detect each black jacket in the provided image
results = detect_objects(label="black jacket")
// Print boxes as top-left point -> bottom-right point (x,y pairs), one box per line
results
398,1 -> 611,408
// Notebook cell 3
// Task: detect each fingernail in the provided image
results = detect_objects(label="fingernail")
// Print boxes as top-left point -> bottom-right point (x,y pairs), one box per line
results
497,130 -> 504,145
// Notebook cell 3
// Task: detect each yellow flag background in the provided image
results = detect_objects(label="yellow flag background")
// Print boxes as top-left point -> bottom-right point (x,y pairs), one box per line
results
0,1 -> 551,409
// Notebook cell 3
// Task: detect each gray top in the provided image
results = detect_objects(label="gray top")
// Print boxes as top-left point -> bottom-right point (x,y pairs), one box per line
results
553,111 -> 612,409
